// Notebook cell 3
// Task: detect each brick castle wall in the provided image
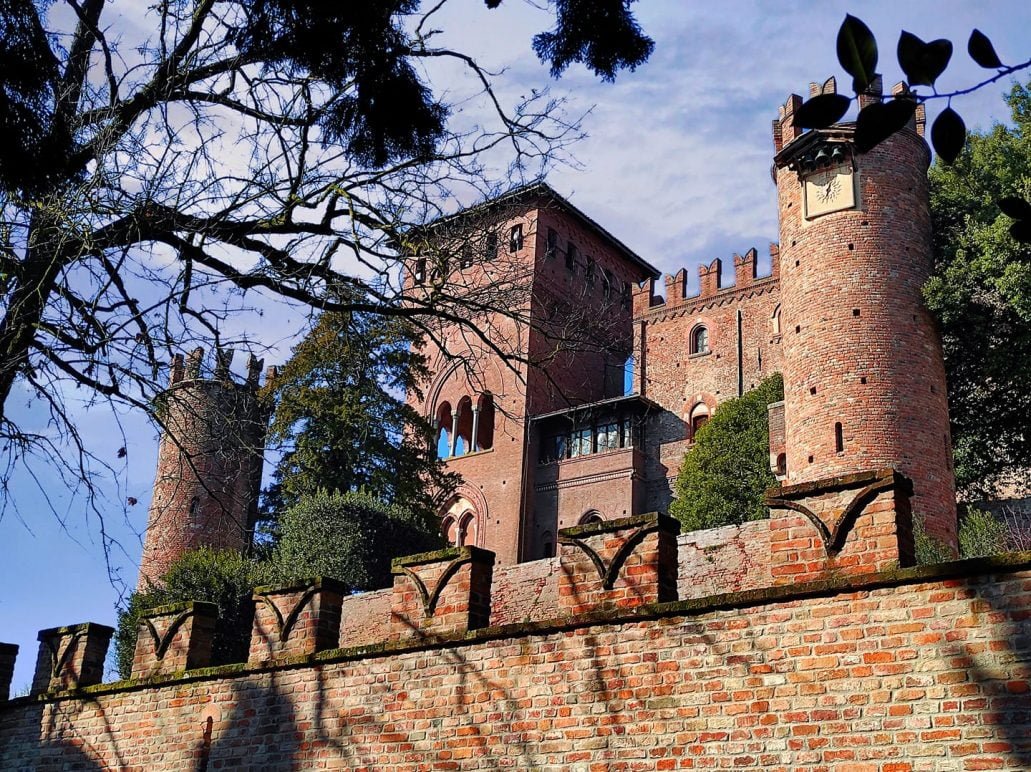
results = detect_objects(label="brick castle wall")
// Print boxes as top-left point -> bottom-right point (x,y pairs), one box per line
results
632,247 -> 784,512
4,555 -> 1031,770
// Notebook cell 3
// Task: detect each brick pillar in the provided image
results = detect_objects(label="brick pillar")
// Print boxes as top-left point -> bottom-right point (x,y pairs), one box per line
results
131,601 -> 217,678
390,546 -> 495,640
31,623 -> 114,694
558,512 -> 679,614
249,578 -> 346,664
766,468 -> 915,585
0,642 -> 18,701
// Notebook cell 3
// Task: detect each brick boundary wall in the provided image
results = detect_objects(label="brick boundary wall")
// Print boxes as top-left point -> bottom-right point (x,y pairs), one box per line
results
3,553 -> 1031,770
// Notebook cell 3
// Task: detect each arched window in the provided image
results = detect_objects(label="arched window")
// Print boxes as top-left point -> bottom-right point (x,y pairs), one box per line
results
442,516 -> 458,546
579,510 -> 604,526
689,403 -> 710,439
691,325 -> 709,355
622,355 -> 635,396
476,393 -> 495,450
540,530 -> 554,559
435,402 -> 453,459
771,304 -> 782,335
775,453 -> 787,476
459,512 -> 477,547
455,396 -> 473,456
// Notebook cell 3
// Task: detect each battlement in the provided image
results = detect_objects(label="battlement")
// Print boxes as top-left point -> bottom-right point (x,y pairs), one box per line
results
168,347 -> 278,389
632,243 -> 780,316
773,74 -> 926,154
4,479 -> 919,707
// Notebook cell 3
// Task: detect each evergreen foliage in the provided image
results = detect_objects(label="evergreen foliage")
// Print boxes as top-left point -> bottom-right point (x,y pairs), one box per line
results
925,80 -> 1031,495
669,375 -> 783,532
114,548 -> 269,679
269,489 -> 442,591
263,309 -> 457,519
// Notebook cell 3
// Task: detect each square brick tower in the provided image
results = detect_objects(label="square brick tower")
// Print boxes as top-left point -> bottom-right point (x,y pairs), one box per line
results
406,183 -> 658,563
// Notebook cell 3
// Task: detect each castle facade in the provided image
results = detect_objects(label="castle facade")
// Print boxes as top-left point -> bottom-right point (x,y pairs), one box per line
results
413,75 -> 955,565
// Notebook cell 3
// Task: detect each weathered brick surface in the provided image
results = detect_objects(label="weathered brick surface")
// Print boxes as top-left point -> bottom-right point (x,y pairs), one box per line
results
131,601 -> 217,678
677,520 -> 772,599
3,560 -> 1031,770
339,589 -> 393,648
490,557 -> 561,626
249,578 -> 345,663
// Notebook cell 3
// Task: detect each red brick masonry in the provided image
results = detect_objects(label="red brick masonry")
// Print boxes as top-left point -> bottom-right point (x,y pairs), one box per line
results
3,512 -> 1031,769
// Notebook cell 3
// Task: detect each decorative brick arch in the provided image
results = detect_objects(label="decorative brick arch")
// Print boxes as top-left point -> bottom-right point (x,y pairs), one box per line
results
425,358 -> 463,417
683,392 -> 717,442
436,483 -> 490,548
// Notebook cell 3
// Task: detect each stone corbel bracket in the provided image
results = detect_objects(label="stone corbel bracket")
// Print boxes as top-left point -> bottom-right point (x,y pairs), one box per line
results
765,468 -> 913,556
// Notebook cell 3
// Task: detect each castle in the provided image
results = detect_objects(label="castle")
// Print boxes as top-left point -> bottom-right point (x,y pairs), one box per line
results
137,75 -> 956,582
5,77 -> 1030,770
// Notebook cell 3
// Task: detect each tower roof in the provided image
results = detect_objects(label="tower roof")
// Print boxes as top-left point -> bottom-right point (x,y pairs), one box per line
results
420,181 -> 660,280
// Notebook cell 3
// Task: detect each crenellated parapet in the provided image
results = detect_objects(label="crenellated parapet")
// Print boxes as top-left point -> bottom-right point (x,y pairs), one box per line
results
6,488 -> 928,703
169,347 -> 278,389
633,243 -> 781,320
30,623 -> 113,695
132,601 -> 217,678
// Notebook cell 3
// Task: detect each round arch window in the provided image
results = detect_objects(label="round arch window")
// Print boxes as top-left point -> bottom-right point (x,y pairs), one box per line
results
691,325 -> 709,355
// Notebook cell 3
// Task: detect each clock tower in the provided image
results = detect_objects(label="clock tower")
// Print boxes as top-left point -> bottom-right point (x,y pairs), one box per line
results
770,76 -> 957,550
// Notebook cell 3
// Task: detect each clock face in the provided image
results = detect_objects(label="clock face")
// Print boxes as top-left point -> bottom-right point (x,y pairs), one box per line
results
803,165 -> 855,219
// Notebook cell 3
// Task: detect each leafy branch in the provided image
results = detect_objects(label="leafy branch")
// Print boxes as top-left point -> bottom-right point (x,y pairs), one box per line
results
791,15 -> 1031,243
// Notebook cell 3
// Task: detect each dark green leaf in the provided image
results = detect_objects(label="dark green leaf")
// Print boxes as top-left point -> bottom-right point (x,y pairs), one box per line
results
998,197 -> 1031,220
897,31 -> 953,87
931,107 -> 966,164
837,15 -> 877,94
792,94 -> 852,129
968,29 -> 1003,69
855,99 -> 916,153
1011,219 -> 1031,244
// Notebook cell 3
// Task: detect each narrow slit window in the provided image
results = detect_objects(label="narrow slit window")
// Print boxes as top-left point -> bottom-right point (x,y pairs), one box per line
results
546,228 -> 558,258
509,224 -> 523,253
835,422 -> 844,453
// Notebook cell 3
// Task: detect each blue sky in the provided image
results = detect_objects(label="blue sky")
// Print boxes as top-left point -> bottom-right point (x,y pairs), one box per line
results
2,1 -> 1030,691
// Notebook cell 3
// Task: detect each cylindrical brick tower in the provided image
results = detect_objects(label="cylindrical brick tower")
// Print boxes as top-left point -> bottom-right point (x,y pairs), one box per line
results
137,348 -> 272,589
772,77 -> 956,547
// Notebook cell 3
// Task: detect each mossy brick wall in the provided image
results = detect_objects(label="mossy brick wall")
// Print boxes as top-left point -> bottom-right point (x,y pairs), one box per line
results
3,558 -> 1031,770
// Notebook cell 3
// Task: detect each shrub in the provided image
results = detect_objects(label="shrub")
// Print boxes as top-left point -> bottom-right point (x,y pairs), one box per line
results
114,548 -> 268,679
269,489 -> 443,591
958,507 -> 1009,558
669,374 -> 783,532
